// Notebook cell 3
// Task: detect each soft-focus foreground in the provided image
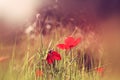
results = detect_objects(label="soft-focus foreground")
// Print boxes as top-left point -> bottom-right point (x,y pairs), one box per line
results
0,0 -> 120,80
0,21 -> 120,80
0,28 -> 104,80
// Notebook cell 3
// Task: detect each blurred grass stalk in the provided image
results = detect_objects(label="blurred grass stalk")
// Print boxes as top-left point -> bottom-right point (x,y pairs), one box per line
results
0,27 -> 103,80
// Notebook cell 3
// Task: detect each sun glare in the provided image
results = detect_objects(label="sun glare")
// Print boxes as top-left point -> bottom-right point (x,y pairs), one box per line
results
0,0 -> 38,22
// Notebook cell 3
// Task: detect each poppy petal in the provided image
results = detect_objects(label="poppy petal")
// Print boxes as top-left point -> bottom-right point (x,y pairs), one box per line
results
52,51 -> 61,60
64,45 -> 72,49
96,67 -> 104,73
36,69 -> 43,77
74,38 -> 81,46
46,54 -> 54,64
0,56 -> 9,62
65,37 -> 74,45
57,44 -> 66,49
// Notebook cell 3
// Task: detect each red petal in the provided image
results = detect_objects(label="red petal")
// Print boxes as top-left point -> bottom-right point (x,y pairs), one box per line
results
46,54 -> 54,64
96,67 -> 104,73
57,44 -> 71,50
73,38 -> 81,46
65,37 -> 74,45
0,56 -> 9,62
52,51 -> 61,60
57,44 -> 66,49
65,45 -> 71,49
36,69 -> 43,77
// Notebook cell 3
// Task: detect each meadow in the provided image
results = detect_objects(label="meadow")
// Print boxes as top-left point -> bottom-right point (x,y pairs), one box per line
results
0,0 -> 120,79
0,26 -> 105,80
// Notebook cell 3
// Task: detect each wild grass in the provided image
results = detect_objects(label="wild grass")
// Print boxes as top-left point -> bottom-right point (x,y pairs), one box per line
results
0,27 -> 103,80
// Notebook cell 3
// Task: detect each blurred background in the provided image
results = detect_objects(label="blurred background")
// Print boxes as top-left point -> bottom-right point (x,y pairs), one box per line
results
0,0 -> 120,80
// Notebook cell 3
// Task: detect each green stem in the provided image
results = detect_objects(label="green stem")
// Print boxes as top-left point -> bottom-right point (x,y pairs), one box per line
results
70,49 -> 72,80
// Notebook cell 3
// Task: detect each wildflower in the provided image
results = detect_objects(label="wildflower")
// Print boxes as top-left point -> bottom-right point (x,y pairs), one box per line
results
46,50 -> 61,64
57,37 -> 81,50
35,69 -> 43,77
0,56 -> 9,62
96,67 -> 104,74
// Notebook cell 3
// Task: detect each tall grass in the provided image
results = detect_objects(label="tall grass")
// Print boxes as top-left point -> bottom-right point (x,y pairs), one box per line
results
0,27 -> 103,80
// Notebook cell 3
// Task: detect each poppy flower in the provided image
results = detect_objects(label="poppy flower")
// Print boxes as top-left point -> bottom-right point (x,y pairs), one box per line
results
96,67 -> 104,74
46,50 -> 61,64
35,69 -> 43,77
0,56 -> 9,62
57,37 -> 81,50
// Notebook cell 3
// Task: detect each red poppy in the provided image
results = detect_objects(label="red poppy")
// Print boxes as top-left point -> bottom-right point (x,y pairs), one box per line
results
46,50 -> 61,64
0,56 -> 9,62
35,69 -> 43,77
96,67 -> 104,74
57,37 -> 81,50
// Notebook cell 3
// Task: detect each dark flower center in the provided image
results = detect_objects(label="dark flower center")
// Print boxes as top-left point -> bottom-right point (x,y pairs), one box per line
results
48,50 -> 53,54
